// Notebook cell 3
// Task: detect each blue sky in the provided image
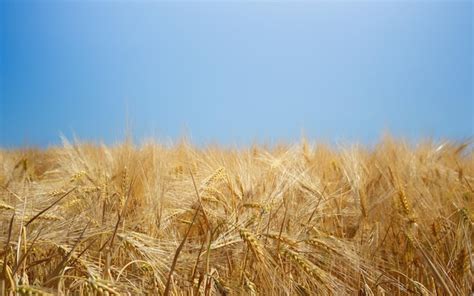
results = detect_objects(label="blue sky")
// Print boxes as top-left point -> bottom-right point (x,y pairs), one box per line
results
0,1 -> 472,147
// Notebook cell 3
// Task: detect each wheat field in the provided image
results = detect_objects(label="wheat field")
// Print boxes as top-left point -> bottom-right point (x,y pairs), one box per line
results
0,137 -> 472,295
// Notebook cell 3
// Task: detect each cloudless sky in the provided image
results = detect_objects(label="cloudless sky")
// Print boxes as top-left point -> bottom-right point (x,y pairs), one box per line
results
0,1 -> 472,147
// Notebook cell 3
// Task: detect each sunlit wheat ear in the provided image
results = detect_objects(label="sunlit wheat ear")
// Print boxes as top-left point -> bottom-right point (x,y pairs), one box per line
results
201,167 -> 227,189
32,214 -> 63,223
396,189 -> 413,219
264,233 -> 298,247
429,276 -> 437,294
16,285 -> 53,296
455,248 -> 471,279
49,189 -> 67,196
408,281 -> 430,296
201,186 -> 224,200
82,186 -> 100,194
87,278 -> 120,295
201,195 -> 219,205
69,171 -> 86,183
119,166 -> 128,210
243,274 -> 257,296
397,189 -> 416,225
100,176 -> 109,202
171,164 -> 184,177
458,207 -> 471,225
63,197 -> 83,211
305,238 -> 337,255
243,202 -> 266,212
281,248 -> 327,284
239,228 -> 264,262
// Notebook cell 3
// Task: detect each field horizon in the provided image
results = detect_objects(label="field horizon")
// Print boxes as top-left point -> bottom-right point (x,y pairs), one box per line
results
0,137 -> 472,295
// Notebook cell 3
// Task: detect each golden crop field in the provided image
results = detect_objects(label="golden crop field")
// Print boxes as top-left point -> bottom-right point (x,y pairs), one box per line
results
0,138 -> 472,295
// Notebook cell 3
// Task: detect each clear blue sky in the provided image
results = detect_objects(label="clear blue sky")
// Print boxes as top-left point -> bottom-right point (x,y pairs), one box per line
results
0,1 -> 472,147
